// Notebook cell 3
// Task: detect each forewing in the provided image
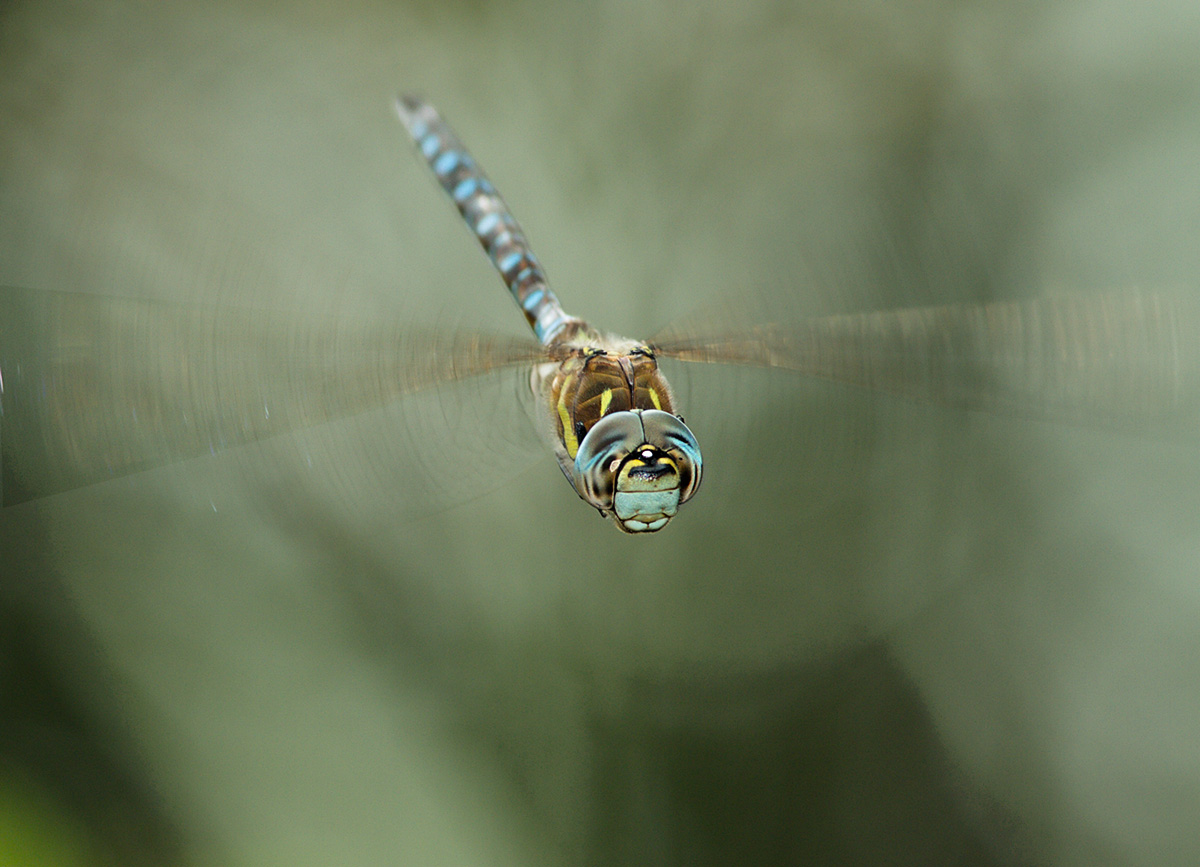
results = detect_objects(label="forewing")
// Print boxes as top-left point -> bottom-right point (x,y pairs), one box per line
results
0,286 -> 542,506
651,292 -> 1200,439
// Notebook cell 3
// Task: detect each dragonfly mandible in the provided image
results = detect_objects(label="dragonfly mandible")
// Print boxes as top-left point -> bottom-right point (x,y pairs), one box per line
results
1,97 -> 1197,528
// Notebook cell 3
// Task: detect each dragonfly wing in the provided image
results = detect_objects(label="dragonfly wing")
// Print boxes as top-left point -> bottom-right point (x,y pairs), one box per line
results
0,286 -> 542,506
651,292 -> 1200,438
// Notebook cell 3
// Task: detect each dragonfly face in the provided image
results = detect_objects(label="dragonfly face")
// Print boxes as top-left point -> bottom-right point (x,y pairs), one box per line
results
574,409 -> 702,533
538,339 -> 702,532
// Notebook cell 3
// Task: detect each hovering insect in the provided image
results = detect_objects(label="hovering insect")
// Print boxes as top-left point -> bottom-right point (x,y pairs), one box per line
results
1,98 -> 1195,530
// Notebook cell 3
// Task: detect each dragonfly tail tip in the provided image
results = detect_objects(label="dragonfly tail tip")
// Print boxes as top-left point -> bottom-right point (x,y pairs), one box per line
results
394,94 -> 427,129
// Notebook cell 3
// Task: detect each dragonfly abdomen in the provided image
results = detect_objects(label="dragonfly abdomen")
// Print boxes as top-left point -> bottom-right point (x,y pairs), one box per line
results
395,96 -> 579,345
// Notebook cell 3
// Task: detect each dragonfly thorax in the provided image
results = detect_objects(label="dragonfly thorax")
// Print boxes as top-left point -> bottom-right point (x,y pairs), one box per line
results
535,336 -> 702,533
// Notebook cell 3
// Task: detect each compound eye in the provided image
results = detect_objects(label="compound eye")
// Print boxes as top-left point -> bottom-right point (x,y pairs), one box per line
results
571,411 -> 645,511
638,410 -> 703,504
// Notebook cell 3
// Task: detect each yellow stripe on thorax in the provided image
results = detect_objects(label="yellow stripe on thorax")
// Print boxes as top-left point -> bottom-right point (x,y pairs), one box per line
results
648,388 -> 663,411
598,388 -> 613,417
557,372 -> 579,458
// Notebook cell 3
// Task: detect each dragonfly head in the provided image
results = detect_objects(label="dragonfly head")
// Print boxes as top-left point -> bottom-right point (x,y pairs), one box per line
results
572,409 -> 702,533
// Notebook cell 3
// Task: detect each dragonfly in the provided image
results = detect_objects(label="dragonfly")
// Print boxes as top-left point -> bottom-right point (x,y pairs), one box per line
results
1,97 -> 1198,530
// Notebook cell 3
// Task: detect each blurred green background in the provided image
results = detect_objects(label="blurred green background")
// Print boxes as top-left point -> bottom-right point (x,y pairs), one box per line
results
3,0 -> 1200,864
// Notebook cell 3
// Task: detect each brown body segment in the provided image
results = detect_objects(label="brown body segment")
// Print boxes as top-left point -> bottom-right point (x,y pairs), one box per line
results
548,347 -> 677,459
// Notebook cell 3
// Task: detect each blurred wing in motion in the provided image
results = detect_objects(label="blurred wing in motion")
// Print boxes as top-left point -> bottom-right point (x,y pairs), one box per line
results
0,286 -> 542,506
651,292 -> 1200,438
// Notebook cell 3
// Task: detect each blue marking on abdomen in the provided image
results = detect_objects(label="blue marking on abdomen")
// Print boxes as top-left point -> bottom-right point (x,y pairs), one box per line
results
497,250 -> 524,274
473,211 -> 502,236
453,177 -> 493,203
419,133 -> 441,159
434,150 -> 464,176
522,288 -> 545,310
487,230 -> 517,258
